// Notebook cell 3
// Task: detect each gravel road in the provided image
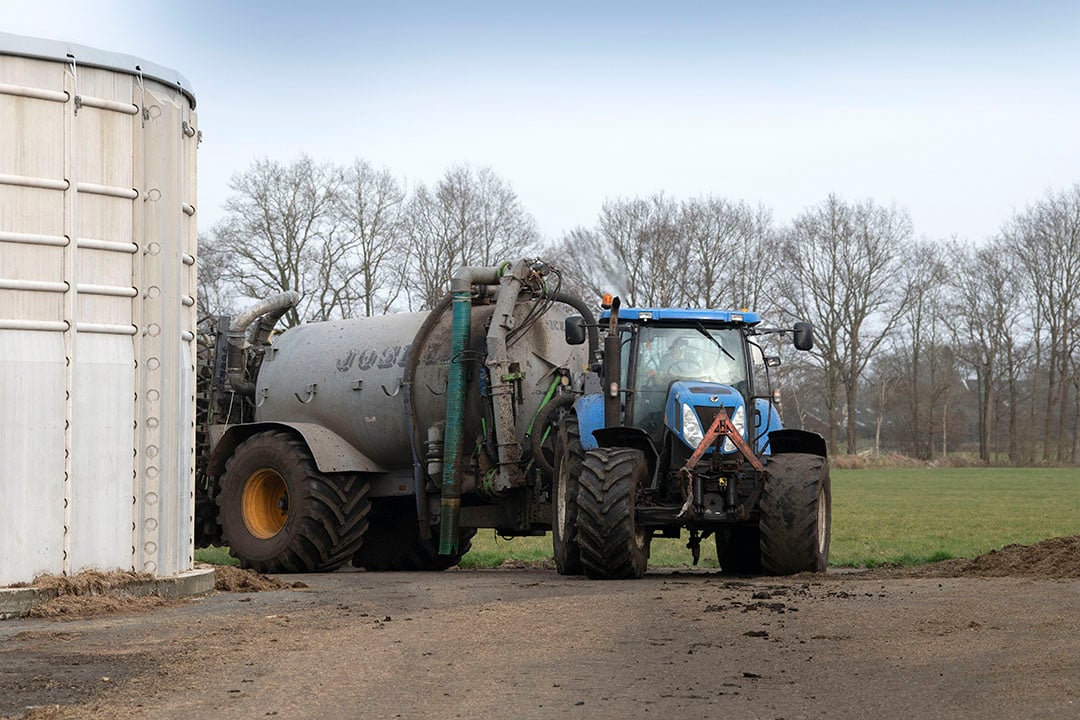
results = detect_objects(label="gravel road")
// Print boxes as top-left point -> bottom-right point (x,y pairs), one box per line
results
3,539 -> 1080,720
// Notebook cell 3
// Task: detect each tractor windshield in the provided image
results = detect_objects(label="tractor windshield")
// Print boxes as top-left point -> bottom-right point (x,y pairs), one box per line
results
629,325 -> 748,437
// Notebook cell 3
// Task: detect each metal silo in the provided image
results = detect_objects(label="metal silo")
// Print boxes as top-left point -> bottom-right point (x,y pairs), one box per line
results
0,32 -> 198,585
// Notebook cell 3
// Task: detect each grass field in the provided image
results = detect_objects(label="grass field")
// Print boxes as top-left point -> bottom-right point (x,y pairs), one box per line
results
828,466 -> 1080,567
195,467 -> 1080,570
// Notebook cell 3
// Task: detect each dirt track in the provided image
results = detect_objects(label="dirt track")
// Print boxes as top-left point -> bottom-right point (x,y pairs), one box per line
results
3,539 -> 1080,720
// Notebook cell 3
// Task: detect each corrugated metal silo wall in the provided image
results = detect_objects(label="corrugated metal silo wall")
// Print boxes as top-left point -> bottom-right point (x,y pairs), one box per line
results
0,39 -> 198,585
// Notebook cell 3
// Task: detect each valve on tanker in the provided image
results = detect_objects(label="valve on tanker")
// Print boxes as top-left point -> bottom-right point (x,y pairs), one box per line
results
426,422 -> 445,480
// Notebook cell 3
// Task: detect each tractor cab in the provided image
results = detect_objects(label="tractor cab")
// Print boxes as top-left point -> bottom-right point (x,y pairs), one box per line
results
615,310 -> 758,452
573,307 -> 781,461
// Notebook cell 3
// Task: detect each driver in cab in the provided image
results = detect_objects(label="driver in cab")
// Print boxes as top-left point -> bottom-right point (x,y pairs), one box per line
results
656,336 -> 694,380
660,336 -> 686,371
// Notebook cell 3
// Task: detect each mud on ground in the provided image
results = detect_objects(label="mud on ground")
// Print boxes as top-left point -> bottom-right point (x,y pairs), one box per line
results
2,536 -> 1080,720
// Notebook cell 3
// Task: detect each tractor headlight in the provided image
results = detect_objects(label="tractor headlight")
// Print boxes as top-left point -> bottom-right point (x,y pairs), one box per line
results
682,403 -> 704,449
722,405 -> 746,453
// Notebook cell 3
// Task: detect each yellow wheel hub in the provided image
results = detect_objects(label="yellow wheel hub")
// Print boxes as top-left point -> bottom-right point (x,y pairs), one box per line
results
242,468 -> 289,539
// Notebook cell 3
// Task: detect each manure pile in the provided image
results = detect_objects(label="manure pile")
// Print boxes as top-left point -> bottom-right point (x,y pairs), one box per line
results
913,535 -> 1080,579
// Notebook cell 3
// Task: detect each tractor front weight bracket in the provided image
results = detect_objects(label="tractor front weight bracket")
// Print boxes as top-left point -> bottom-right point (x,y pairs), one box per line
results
676,407 -> 765,520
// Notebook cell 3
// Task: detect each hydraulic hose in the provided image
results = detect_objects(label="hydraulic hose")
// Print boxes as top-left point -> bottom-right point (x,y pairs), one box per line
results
529,392 -> 576,478
549,290 -> 600,363
438,265 -> 505,554
439,289 -> 472,555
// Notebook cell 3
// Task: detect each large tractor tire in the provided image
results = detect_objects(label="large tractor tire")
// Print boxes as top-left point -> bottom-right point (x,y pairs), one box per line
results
759,452 -> 831,575
715,524 -> 762,574
218,430 -> 370,573
576,447 -> 650,579
353,498 -> 475,571
552,416 -> 585,575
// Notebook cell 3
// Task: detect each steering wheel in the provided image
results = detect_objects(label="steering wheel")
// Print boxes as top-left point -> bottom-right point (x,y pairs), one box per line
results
669,358 -> 704,376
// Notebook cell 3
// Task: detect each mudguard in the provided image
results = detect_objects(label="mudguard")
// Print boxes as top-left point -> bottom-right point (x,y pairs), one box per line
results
207,421 -> 387,478
573,394 -> 605,450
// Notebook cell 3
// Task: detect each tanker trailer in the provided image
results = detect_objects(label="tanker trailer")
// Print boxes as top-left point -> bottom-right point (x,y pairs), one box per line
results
199,260 -> 596,572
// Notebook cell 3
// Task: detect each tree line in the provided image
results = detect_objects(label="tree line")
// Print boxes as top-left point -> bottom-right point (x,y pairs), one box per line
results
199,156 -> 1080,465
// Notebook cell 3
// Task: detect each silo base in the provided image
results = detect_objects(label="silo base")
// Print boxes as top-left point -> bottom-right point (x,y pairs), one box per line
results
0,567 -> 216,619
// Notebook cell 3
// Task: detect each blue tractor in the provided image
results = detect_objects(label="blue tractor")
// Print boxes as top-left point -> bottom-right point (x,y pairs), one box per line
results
553,298 -> 830,578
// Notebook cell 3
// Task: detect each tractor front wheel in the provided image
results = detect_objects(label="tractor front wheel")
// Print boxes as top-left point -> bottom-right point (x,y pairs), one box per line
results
759,452 -> 831,575
576,447 -> 650,579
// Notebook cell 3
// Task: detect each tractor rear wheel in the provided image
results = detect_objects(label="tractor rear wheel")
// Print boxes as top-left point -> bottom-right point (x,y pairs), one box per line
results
759,453 -> 831,575
576,447 -> 650,579
218,430 -> 370,573
353,498 -> 475,571
551,416 -> 585,575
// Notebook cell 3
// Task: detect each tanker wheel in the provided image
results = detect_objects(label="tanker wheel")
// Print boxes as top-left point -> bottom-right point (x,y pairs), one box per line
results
715,525 -> 762,574
552,415 -> 585,575
218,430 -> 371,573
759,453 -> 831,575
576,447 -> 650,579
352,498 -> 475,571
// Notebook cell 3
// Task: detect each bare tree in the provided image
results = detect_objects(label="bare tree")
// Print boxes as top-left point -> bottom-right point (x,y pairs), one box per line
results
196,232 -> 236,320
404,165 -> 539,309
1004,185 -> 1080,462
199,152 -> 1079,464
893,240 -> 951,458
588,194 -> 683,307
681,197 -> 777,312
864,352 -> 903,455
947,239 -> 1024,462
338,160 -> 407,316
211,156 -> 344,326
778,194 -> 912,454
546,194 -> 682,307
547,194 -> 778,314
544,226 -> 621,302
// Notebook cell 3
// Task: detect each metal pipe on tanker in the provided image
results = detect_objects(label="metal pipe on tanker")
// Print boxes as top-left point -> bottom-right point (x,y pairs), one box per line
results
225,291 -> 300,396
229,290 -> 300,336
483,259 -> 531,490
403,294 -> 453,540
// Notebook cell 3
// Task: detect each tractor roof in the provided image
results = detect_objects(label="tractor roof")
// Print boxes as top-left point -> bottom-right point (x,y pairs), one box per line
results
599,308 -> 761,325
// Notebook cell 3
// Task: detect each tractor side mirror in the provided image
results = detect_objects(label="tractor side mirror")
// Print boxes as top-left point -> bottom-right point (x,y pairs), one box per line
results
793,322 -> 814,351
565,316 -> 587,346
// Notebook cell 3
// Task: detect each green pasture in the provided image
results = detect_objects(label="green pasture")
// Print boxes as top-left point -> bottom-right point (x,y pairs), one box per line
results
460,467 -> 1080,569
195,467 -> 1080,570
827,466 -> 1080,567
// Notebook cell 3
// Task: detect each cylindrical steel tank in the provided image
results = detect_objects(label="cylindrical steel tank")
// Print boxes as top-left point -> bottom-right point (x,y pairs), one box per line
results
0,32 -> 198,585
255,302 -> 585,470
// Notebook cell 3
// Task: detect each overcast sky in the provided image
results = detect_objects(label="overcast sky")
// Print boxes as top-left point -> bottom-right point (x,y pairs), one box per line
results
5,0 -> 1079,244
